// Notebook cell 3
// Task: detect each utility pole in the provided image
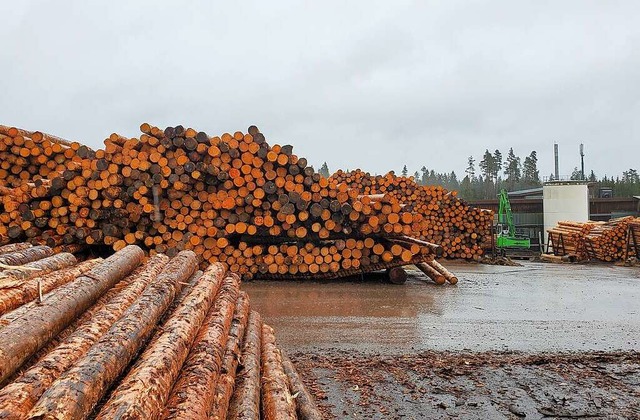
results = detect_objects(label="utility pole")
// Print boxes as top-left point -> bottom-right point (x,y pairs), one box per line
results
580,143 -> 585,181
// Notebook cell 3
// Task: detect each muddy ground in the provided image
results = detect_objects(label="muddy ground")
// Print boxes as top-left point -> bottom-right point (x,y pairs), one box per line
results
290,350 -> 640,419
244,262 -> 640,419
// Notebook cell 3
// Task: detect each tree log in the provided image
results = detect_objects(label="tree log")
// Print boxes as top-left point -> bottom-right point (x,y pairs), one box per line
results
0,245 -> 143,385
27,250 -> 196,419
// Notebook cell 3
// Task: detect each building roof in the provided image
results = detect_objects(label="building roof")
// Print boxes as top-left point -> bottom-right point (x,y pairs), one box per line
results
507,187 -> 543,198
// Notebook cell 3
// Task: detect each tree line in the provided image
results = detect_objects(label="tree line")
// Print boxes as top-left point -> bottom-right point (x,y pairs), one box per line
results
317,150 -> 640,201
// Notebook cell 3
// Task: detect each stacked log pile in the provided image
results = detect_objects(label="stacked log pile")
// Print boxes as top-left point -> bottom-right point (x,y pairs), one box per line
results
0,245 -> 320,419
547,217 -> 640,262
546,221 -> 602,260
0,124 -> 470,283
584,216 -> 636,261
329,169 -> 493,259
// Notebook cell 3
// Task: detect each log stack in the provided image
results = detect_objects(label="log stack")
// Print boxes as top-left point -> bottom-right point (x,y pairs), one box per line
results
546,221 -> 602,260
584,216 -> 636,261
0,245 -> 320,419
0,123 -> 470,283
546,217 -> 640,262
329,169 -> 493,259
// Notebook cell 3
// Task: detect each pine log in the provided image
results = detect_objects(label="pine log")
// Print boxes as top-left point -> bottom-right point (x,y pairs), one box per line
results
227,311 -> 263,420
27,250 -> 196,419
95,263 -> 225,420
0,255 -> 168,419
0,245 -> 144,385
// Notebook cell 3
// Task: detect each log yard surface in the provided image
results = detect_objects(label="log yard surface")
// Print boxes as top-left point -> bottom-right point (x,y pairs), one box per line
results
245,262 -> 640,419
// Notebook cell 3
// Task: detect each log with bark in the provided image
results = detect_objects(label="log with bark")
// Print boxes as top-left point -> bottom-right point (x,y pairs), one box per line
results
27,250 -> 196,419
210,291 -> 251,419
95,262 -> 225,419
0,245 -> 143,385
227,310 -> 263,420
164,272 -> 239,419
282,351 -> 323,420
0,254 -> 168,419
261,324 -> 297,420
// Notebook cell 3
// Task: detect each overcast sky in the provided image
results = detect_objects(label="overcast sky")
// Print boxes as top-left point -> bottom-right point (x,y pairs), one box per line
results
1,1 -> 639,180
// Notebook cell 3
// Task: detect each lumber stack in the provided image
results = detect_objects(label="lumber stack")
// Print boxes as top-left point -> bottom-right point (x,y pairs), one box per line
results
0,124 -> 461,282
0,245 -> 320,419
329,169 -> 493,259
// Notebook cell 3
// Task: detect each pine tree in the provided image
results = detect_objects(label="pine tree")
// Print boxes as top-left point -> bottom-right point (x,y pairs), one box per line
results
493,149 -> 502,182
504,148 -> 521,189
402,165 -> 408,177
479,150 -> 495,182
465,157 -> 476,179
420,166 -> 428,186
570,167 -> 582,180
522,151 -> 540,186
413,171 -> 420,181
319,162 -> 330,178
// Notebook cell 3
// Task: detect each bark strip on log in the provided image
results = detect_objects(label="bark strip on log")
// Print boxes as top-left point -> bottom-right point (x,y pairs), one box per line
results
0,243 -> 32,255
0,253 -> 76,289
0,246 -> 53,267
0,259 -> 98,322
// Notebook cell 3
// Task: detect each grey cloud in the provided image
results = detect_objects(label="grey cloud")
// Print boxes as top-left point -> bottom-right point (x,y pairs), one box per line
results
1,0 -> 638,180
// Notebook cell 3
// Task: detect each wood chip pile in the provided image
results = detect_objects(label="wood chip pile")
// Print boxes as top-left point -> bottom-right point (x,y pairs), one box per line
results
0,244 -> 320,419
0,124 -> 480,283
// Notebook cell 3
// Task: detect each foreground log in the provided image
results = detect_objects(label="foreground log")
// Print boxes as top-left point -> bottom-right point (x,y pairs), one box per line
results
0,246 -> 53,267
415,261 -> 445,285
282,352 -> 323,420
228,311 -> 263,420
96,262 -> 225,420
0,243 -> 31,255
428,259 -> 458,285
0,255 -> 168,419
28,250 -> 196,419
164,273 -> 239,419
386,266 -> 407,284
261,324 -> 296,420
0,259 -> 97,319
0,245 -> 144,385
0,252 -> 76,289
210,291 -> 251,419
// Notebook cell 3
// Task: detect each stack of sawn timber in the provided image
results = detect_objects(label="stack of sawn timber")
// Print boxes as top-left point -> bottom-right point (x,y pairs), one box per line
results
329,169 -> 493,259
546,216 -> 640,262
0,244 -> 321,419
0,123 -> 463,284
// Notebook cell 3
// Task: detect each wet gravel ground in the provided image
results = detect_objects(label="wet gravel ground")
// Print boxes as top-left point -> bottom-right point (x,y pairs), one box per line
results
290,350 -> 640,419
243,261 -> 640,418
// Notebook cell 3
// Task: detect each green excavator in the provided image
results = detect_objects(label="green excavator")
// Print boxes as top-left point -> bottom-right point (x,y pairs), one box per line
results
496,189 -> 530,253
